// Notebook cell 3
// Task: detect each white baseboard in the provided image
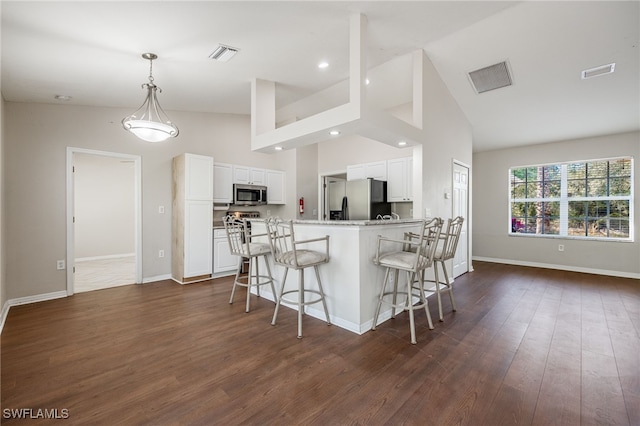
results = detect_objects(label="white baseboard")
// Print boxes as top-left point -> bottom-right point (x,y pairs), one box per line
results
472,256 -> 640,279
142,274 -> 172,284
0,291 -> 68,335
75,253 -> 136,262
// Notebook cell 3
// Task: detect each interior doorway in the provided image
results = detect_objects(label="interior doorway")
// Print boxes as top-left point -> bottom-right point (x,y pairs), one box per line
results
66,148 -> 142,295
452,161 -> 470,278
320,172 -> 347,220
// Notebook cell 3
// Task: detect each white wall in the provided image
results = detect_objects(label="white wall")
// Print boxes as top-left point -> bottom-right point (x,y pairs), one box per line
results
473,131 -> 640,278
73,153 -> 135,259
4,102 -> 292,299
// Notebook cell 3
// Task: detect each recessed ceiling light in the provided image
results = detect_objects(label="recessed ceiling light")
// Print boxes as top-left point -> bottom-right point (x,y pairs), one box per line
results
398,141 -> 407,146
329,130 -> 340,136
209,44 -> 240,62
581,63 -> 616,79
318,61 -> 329,69
365,78 -> 370,85
54,95 -> 72,101
274,146 -> 283,151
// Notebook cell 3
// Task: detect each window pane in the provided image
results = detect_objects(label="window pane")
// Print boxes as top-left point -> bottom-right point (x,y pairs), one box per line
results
587,178 -> 607,197
567,179 -> 586,197
544,181 -> 561,197
511,182 -> 526,198
567,162 -> 585,180
587,161 -> 608,179
609,177 -> 631,196
609,159 -> 631,178
526,182 -> 541,198
544,165 -> 561,180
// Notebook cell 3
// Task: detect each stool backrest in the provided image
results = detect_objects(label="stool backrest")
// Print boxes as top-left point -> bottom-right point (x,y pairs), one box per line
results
265,218 -> 295,267
439,216 -> 464,261
418,217 -> 444,270
223,215 -> 249,257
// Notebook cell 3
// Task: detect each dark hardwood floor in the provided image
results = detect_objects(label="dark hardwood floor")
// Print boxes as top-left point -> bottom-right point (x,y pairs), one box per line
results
2,261 -> 638,425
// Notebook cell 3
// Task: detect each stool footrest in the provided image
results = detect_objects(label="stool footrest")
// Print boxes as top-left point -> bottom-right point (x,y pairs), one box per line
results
279,289 -> 325,307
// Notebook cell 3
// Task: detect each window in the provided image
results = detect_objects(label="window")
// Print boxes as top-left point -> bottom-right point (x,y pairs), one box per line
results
510,157 -> 633,240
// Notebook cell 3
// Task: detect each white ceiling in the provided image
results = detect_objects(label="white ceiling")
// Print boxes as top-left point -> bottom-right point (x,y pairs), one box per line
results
2,1 -> 638,152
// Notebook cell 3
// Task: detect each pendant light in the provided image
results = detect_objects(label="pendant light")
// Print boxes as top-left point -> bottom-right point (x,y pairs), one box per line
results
122,53 -> 179,142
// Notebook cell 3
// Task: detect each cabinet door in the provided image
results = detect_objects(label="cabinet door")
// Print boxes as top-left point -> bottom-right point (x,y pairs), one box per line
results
185,154 -> 213,200
365,161 -> 387,181
213,163 -> 233,203
233,165 -> 266,185
250,168 -> 266,186
347,164 -> 365,181
213,236 -> 238,273
184,200 -> 213,277
386,157 -> 412,202
266,170 -> 285,204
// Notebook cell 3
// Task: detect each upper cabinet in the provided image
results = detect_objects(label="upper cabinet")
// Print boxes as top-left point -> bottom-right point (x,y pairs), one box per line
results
386,157 -> 413,202
347,160 -> 387,181
233,165 -> 266,185
185,154 -> 214,200
266,169 -> 285,204
213,162 -> 233,204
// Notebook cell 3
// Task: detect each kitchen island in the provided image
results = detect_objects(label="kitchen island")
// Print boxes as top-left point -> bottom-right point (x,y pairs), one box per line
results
251,218 -> 423,334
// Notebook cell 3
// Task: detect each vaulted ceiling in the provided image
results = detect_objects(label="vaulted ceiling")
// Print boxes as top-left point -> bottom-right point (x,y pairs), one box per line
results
2,1 -> 638,152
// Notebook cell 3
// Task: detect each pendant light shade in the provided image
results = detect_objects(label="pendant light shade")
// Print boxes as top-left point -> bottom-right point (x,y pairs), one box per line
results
122,53 -> 179,142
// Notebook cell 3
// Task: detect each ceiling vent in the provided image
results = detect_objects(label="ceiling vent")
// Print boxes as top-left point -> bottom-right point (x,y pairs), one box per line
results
209,44 -> 239,62
581,63 -> 615,79
468,61 -> 513,94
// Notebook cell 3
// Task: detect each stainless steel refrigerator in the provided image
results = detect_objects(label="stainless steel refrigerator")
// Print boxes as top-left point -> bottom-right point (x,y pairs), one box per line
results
328,178 -> 391,220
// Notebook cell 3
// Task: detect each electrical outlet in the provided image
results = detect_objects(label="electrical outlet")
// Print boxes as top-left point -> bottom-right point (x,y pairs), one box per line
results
159,250 -> 165,258
558,244 -> 565,252
158,205 -> 165,214
56,260 -> 65,270
425,208 -> 431,218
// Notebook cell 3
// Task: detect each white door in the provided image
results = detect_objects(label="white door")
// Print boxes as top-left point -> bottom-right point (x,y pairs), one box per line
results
453,162 -> 469,278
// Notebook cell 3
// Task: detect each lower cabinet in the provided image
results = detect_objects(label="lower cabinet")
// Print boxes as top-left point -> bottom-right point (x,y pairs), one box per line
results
213,229 -> 237,274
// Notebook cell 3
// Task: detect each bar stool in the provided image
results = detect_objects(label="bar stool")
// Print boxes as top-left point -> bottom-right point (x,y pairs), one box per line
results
372,217 -> 443,344
265,218 -> 331,339
223,216 -> 276,313
431,216 -> 465,321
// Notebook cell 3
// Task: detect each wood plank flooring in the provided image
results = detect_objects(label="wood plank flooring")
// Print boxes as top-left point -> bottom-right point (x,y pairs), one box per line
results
2,262 -> 638,425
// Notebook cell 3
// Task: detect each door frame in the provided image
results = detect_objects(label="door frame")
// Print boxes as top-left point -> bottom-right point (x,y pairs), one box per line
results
452,159 -> 472,275
66,147 -> 143,295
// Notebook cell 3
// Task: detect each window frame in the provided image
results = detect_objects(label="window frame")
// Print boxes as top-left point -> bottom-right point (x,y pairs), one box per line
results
508,156 -> 634,242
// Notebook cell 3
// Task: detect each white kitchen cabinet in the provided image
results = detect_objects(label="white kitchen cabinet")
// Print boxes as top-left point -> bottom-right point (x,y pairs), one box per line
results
347,161 -> 387,181
213,162 -> 233,203
172,153 -> 213,284
213,228 -> 237,274
266,169 -> 285,204
233,165 -> 266,185
387,157 -> 413,202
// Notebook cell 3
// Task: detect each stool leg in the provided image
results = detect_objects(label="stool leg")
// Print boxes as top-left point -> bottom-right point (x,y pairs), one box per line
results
417,273 -> 434,330
372,267 -> 390,330
434,260 -> 443,322
297,269 -> 304,339
263,255 -> 276,300
407,272 -> 417,344
314,265 -> 331,325
392,269 -> 399,319
272,267 -> 288,326
229,257 -> 242,304
245,256 -> 253,313
254,256 -> 260,298
441,260 -> 457,312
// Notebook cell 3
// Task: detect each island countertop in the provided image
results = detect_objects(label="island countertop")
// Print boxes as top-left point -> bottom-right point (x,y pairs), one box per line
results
250,218 -> 423,226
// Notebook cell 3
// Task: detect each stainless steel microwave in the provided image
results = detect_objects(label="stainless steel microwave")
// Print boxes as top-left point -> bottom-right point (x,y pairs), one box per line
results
233,184 -> 267,206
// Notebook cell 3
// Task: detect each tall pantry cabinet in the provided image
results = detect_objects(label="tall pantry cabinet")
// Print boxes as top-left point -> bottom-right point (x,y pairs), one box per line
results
172,153 -> 213,284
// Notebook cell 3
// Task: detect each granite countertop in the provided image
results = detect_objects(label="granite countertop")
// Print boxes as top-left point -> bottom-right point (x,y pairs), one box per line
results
293,219 -> 423,226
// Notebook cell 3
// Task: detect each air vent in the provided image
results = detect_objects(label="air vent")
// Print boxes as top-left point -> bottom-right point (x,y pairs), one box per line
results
209,44 -> 239,62
468,61 -> 513,94
581,63 -> 615,79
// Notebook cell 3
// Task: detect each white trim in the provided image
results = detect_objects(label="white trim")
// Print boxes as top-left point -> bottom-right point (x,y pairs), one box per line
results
75,253 -> 136,262
0,291 -> 69,334
472,256 -> 640,279
142,274 -> 172,284
66,148 -> 143,296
